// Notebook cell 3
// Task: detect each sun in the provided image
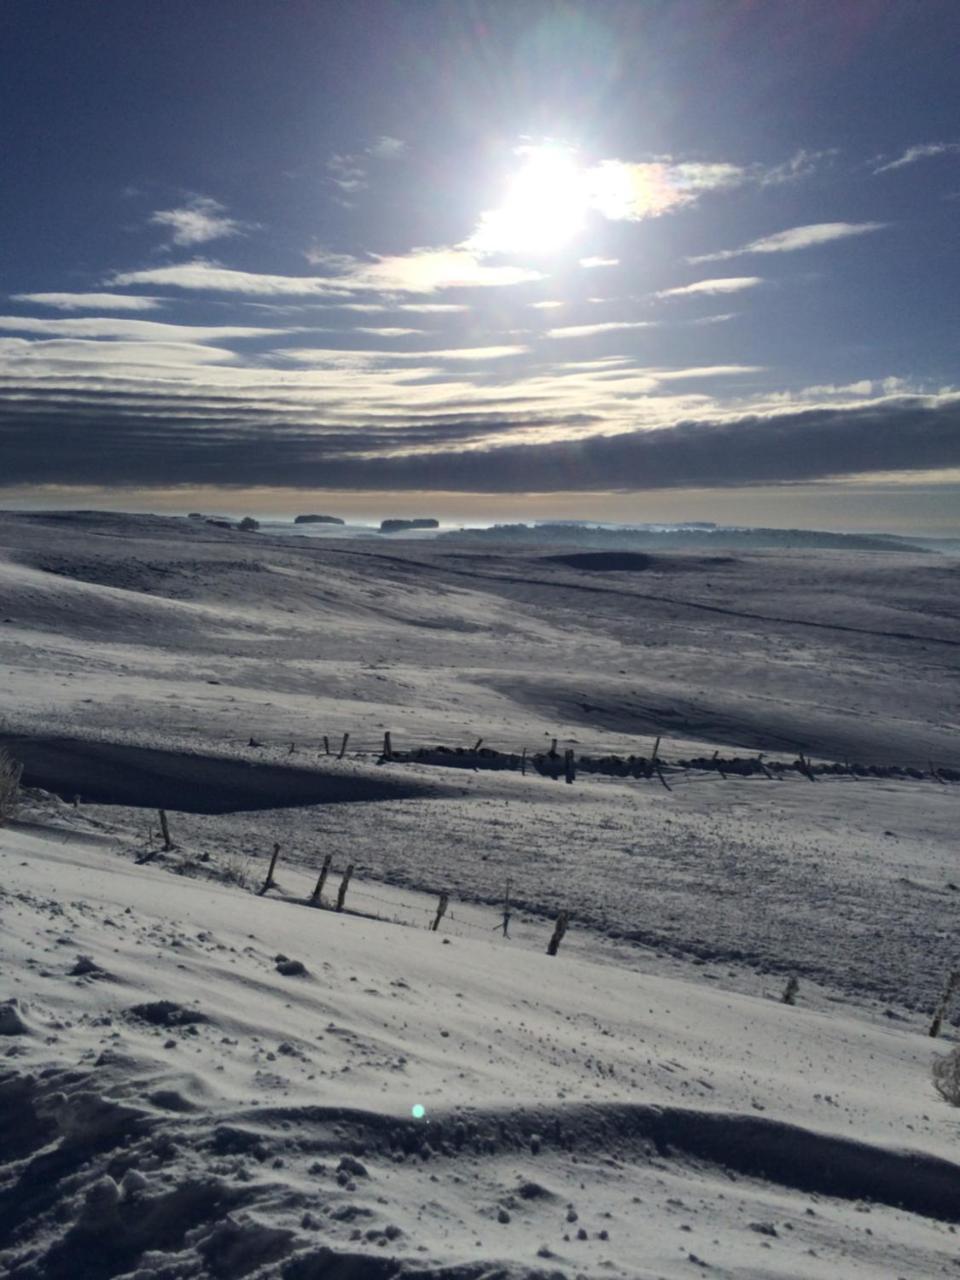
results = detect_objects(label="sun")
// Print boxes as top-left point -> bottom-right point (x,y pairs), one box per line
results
467,145 -> 589,255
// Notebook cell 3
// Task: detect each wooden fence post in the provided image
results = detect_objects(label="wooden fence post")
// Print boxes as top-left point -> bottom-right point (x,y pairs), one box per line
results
158,809 -> 173,851
383,732 -> 393,760
310,853 -> 332,905
501,879 -> 512,938
323,735 -> 330,755
472,737 -> 483,752
930,970 -> 960,1037
431,893 -> 449,932
520,747 -> 526,776
757,753 -> 775,780
712,749 -> 727,780
336,864 -> 354,912
338,732 -> 350,759
652,736 -> 661,761
547,911 -> 569,956
258,842 -> 282,896
564,749 -> 576,785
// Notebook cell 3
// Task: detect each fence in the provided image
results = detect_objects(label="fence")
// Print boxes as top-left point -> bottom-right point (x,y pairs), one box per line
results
246,729 -> 959,788
138,812 -> 573,955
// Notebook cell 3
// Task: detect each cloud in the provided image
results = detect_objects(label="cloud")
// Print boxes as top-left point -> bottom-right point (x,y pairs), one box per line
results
759,148 -> 838,185
352,326 -> 424,337
655,277 -> 762,299
337,249 -> 544,293
150,196 -> 248,246
397,303 -> 470,313
0,336 -> 240,368
280,344 -> 529,364
335,302 -> 470,314
327,153 -> 368,194
588,159 -> 746,221
112,250 -> 543,296
462,143 -> 830,256
652,365 -> 763,381
686,312 -> 738,326
327,136 -> 406,197
579,257 -> 619,269
874,142 -> 960,174
2,373 -> 956,492
688,221 -> 885,263
366,135 -> 406,159
546,321 -> 655,339
110,262 -> 335,295
11,292 -> 162,312
0,316 -> 283,342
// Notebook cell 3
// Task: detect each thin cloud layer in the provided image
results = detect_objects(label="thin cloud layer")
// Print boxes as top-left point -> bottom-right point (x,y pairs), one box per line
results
656,277 -> 762,299
112,250 -> 543,296
546,321 -> 655,339
689,222 -> 885,264
0,316 -> 284,342
874,142 -> 960,174
11,292 -> 162,312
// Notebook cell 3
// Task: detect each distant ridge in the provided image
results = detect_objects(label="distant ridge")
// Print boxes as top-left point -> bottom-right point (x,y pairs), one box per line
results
380,517 -> 439,533
442,522 -> 925,554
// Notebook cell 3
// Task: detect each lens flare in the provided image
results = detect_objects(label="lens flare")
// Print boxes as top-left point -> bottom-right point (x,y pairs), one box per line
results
411,1103 -> 426,1119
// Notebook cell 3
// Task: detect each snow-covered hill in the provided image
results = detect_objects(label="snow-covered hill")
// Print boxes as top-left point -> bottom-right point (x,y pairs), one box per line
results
3,811 -> 960,1279
1,510 -> 959,1277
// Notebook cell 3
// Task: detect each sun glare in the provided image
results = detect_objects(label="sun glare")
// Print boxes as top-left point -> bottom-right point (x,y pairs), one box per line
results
467,146 -> 589,255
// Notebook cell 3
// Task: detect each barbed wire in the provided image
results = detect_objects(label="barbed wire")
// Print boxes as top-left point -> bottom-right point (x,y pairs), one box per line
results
287,866 -> 535,941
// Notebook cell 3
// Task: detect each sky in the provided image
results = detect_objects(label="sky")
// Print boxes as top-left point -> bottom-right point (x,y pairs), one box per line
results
1,0 -> 959,533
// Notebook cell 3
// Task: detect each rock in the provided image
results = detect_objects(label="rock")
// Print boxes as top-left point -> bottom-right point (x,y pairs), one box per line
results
0,999 -> 30,1035
275,958 -> 308,977
121,1168 -> 149,1197
128,1000 -> 208,1027
338,1155 -> 369,1178
80,1176 -> 121,1225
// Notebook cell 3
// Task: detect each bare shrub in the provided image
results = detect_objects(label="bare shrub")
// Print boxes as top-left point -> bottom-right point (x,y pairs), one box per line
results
932,1045 -> 960,1104
221,851 -> 253,889
0,749 -> 23,825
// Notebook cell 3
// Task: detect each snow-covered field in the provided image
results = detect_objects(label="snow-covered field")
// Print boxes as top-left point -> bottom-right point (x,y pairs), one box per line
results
2,510 -> 959,1278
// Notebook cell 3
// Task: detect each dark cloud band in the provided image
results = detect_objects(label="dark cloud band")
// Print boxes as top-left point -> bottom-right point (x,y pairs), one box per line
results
1,386 -> 957,492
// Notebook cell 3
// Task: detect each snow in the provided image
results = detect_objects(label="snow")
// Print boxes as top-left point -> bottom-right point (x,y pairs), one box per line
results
1,510 -> 960,1277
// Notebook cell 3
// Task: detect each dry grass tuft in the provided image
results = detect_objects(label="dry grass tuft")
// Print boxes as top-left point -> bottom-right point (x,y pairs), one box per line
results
0,748 -> 23,825
932,1045 -> 960,1105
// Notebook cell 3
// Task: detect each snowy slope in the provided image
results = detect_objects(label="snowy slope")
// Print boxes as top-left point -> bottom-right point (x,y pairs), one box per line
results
3,813 -> 960,1279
